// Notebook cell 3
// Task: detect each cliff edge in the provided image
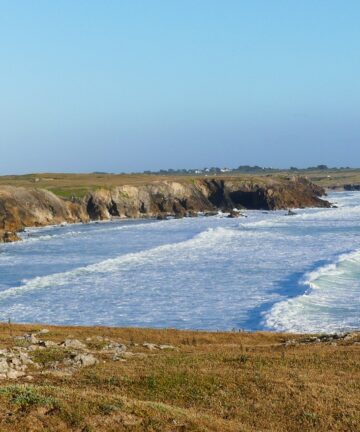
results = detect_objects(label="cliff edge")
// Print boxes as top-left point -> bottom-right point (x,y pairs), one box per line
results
0,176 -> 330,242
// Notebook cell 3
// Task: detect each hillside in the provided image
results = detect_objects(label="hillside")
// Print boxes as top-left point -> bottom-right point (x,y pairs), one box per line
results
0,324 -> 358,431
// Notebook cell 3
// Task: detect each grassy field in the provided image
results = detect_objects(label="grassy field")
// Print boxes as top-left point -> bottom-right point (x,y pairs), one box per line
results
0,173 -> 165,198
0,323 -> 359,431
0,169 -> 360,199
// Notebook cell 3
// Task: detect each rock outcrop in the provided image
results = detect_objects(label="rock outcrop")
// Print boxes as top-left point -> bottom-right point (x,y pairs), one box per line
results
344,184 -> 360,191
0,176 -> 330,242
0,186 -> 89,242
83,177 -> 330,220
0,328 -> 177,380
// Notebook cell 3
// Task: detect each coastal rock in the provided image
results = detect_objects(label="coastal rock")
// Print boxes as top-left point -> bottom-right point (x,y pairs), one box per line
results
0,332 -> 104,380
0,230 -> 21,243
284,332 -> 360,346
0,176 -> 330,242
0,186 -> 89,238
75,177 -> 331,219
227,209 -> 246,218
344,184 -> 360,191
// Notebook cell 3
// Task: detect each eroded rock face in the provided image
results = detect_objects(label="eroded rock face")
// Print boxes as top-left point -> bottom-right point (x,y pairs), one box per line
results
0,176 -> 330,242
0,230 -> 21,243
82,177 -> 330,221
0,186 -> 89,242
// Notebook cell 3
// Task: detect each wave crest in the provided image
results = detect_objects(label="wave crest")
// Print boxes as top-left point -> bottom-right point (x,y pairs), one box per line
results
265,249 -> 360,333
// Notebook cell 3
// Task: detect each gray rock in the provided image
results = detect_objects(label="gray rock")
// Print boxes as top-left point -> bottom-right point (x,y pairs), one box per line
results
40,340 -> 58,348
120,352 -> 136,358
7,369 -> 26,379
28,344 -> 45,351
143,342 -> 159,350
112,355 -> 127,362
26,334 -> 40,344
9,357 -> 23,369
61,339 -> 87,350
103,343 -> 127,353
73,353 -> 98,367
19,352 -> 34,365
0,359 -> 9,374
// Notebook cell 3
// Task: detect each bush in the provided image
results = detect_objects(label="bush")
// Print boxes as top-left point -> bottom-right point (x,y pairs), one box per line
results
0,385 -> 58,409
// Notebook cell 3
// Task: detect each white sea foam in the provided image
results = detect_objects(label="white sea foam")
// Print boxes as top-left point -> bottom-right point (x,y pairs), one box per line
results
18,220 -> 161,244
265,248 -> 360,333
1,191 -> 360,331
0,227 -> 238,300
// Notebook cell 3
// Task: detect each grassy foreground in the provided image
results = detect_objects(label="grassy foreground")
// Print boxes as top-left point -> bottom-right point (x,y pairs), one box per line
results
0,324 -> 359,431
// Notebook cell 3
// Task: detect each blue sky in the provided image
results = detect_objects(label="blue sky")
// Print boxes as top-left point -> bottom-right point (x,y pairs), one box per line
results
0,1 -> 359,173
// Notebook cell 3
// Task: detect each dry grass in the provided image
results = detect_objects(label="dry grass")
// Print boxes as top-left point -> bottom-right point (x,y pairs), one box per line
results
0,173 -> 169,198
0,323 -> 359,431
0,172 -> 284,198
0,170 -> 359,198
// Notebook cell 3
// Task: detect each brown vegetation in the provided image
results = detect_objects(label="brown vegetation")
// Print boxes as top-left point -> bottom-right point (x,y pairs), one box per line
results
0,169 -> 360,194
0,323 -> 359,431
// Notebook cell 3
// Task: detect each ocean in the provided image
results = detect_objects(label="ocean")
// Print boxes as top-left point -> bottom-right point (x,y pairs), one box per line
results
0,191 -> 359,333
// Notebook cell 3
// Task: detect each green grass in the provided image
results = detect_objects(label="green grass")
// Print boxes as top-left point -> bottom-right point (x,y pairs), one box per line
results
0,324 -> 359,431
0,385 -> 58,409
30,348 -> 71,366
48,187 -> 92,199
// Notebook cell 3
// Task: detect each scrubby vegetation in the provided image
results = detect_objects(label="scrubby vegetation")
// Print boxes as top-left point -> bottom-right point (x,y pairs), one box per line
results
0,323 -> 359,431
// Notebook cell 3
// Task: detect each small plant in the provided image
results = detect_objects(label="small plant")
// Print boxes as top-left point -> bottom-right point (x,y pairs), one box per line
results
0,385 -> 58,409
301,411 -> 319,426
224,354 -> 249,364
85,340 -> 107,351
98,402 -> 122,415
14,339 -> 30,348
30,348 -> 70,366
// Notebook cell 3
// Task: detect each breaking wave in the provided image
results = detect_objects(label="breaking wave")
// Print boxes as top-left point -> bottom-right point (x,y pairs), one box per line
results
0,227 -> 237,300
17,220 -> 161,244
265,249 -> 360,333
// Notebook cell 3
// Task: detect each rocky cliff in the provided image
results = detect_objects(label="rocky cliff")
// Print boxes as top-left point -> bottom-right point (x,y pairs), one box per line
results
0,176 -> 330,242
0,186 -> 89,242
344,184 -> 360,191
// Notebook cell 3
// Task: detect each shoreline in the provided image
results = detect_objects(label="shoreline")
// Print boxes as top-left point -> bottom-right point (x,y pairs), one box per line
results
0,175 -> 330,243
2,320 -> 360,336
2,193 -> 354,335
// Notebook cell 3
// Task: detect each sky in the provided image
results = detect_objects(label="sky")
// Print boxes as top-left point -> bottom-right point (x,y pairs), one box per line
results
0,0 -> 359,174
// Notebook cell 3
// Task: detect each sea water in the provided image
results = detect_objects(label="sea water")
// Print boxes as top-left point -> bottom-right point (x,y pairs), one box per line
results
0,191 -> 359,333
